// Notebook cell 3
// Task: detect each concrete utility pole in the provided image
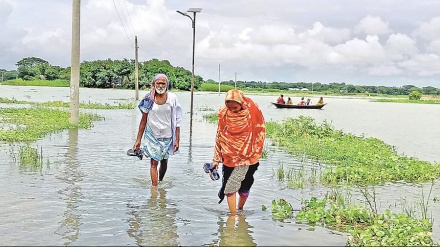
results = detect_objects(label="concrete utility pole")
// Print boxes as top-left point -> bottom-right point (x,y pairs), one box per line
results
70,0 -> 81,124
218,64 -> 221,95
135,36 -> 139,100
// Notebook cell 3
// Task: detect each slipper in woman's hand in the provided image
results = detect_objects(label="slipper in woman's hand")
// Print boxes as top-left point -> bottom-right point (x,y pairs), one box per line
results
203,163 -> 220,180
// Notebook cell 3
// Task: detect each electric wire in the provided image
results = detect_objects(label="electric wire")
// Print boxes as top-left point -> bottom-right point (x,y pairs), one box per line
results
122,0 -> 136,37
112,0 -> 133,47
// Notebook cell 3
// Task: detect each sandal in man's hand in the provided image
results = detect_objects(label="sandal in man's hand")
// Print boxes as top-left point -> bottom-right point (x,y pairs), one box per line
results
127,148 -> 144,160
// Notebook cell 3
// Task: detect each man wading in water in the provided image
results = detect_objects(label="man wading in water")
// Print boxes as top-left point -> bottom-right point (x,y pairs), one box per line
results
133,73 -> 182,186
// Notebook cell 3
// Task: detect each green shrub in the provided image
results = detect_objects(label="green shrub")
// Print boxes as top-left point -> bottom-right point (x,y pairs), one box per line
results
409,90 -> 422,100
199,83 -> 234,92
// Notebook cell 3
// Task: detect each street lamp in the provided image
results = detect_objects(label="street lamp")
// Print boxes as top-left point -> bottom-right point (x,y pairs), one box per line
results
176,8 -> 202,122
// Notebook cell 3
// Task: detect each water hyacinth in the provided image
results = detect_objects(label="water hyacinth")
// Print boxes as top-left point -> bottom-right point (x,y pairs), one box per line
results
0,107 -> 102,142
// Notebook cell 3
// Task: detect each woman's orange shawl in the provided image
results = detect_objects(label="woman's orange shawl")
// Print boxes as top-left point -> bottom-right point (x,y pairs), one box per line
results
213,89 -> 266,167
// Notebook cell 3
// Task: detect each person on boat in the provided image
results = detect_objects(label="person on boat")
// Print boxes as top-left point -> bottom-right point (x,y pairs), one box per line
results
287,97 -> 293,105
211,89 -> 266,214
297,97 -> 306,106
316,97 -> 324,105
306,98 -> 311,105
276,94 -> 286,104
133,73 -> 182,186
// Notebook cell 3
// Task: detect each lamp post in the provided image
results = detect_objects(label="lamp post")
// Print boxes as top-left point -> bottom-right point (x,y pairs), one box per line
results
177,8 -> 202,124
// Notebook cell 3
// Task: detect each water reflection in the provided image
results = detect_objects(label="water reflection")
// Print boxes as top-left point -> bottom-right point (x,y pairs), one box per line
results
1,86 -> 438,245
55,129 -> 83,245
188,127 -> 193,163
127,187 -> 178,246
216,214 -> 256,246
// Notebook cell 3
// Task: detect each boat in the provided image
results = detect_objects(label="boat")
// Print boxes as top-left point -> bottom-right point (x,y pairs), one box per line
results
272,102 -> 326,109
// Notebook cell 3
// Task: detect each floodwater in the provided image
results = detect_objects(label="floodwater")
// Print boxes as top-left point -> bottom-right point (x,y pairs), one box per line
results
0,85 -> 439,246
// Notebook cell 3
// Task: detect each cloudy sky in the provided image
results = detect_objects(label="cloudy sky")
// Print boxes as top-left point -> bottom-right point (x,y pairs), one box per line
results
1,0 -> 440,87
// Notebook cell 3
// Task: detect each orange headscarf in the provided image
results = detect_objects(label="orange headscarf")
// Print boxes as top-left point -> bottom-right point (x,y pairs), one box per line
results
213,89 -> 266,167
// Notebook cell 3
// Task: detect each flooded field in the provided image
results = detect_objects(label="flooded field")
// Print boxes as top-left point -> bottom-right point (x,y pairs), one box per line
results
1,85 -> 439,245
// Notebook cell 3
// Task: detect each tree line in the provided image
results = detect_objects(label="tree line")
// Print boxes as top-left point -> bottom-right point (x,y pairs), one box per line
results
1,56 -> 439,95
1,57 -> 202,91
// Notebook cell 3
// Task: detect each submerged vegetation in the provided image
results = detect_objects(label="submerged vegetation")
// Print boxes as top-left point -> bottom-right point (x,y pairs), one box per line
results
205,113 -> 440,185
265,186 -> 437,246
8,144 -> 48,172
297,195 -> 435,246
39,100 -> 136,109
202,112 -> 218,122
0,107 -> 102,142
205,112 -> 440,245
0,97 -> 136,109
266,116 -> 440,185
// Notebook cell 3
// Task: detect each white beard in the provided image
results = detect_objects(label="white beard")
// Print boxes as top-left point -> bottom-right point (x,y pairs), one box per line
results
155,87 -> 166,94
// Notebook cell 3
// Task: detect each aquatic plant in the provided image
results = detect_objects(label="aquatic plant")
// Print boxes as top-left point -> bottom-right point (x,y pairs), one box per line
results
19,145 -> 44,171
275,162 -> 285,181
202,113 -> 218,123
8,144 -> 49,172
268,199 -> 294,221
274,162 -> 322,189
197,105 -> 215,111
266,116 -> 440,185
294,196 -> 436,246
0,97 -> 28,104
260,144 -> 269,159
0,107 -> 102,142
0,97 -> 136,109
347,210 -> 434,246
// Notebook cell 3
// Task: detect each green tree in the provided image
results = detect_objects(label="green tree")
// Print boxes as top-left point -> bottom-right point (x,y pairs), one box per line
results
44,65 -> 62,80
422,86 -> 439,95
1,69 -> 18,81
16,57 -> 49,80
408,90 -> 422,100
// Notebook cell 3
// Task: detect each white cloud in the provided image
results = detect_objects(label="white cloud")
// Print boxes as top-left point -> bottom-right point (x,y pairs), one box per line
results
426,39 -> 440,55
415,17 -> 440,41
355,15 -> 391,35
399,53 -> 440,76
238,28 -> 253,41
368,64 -> 403,76
302,22 -> 351,44
1,0 -> 440,87
333,35 -> 386,66
385,33 -> 418,60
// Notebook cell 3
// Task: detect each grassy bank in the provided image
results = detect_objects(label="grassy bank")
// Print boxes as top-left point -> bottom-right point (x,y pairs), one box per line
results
373,98 -> 440,104
2,78 -> 69,87
6,80 -> 438,104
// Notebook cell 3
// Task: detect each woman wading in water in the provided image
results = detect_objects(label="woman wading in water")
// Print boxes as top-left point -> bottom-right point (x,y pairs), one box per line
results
211,89 -> 266,214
